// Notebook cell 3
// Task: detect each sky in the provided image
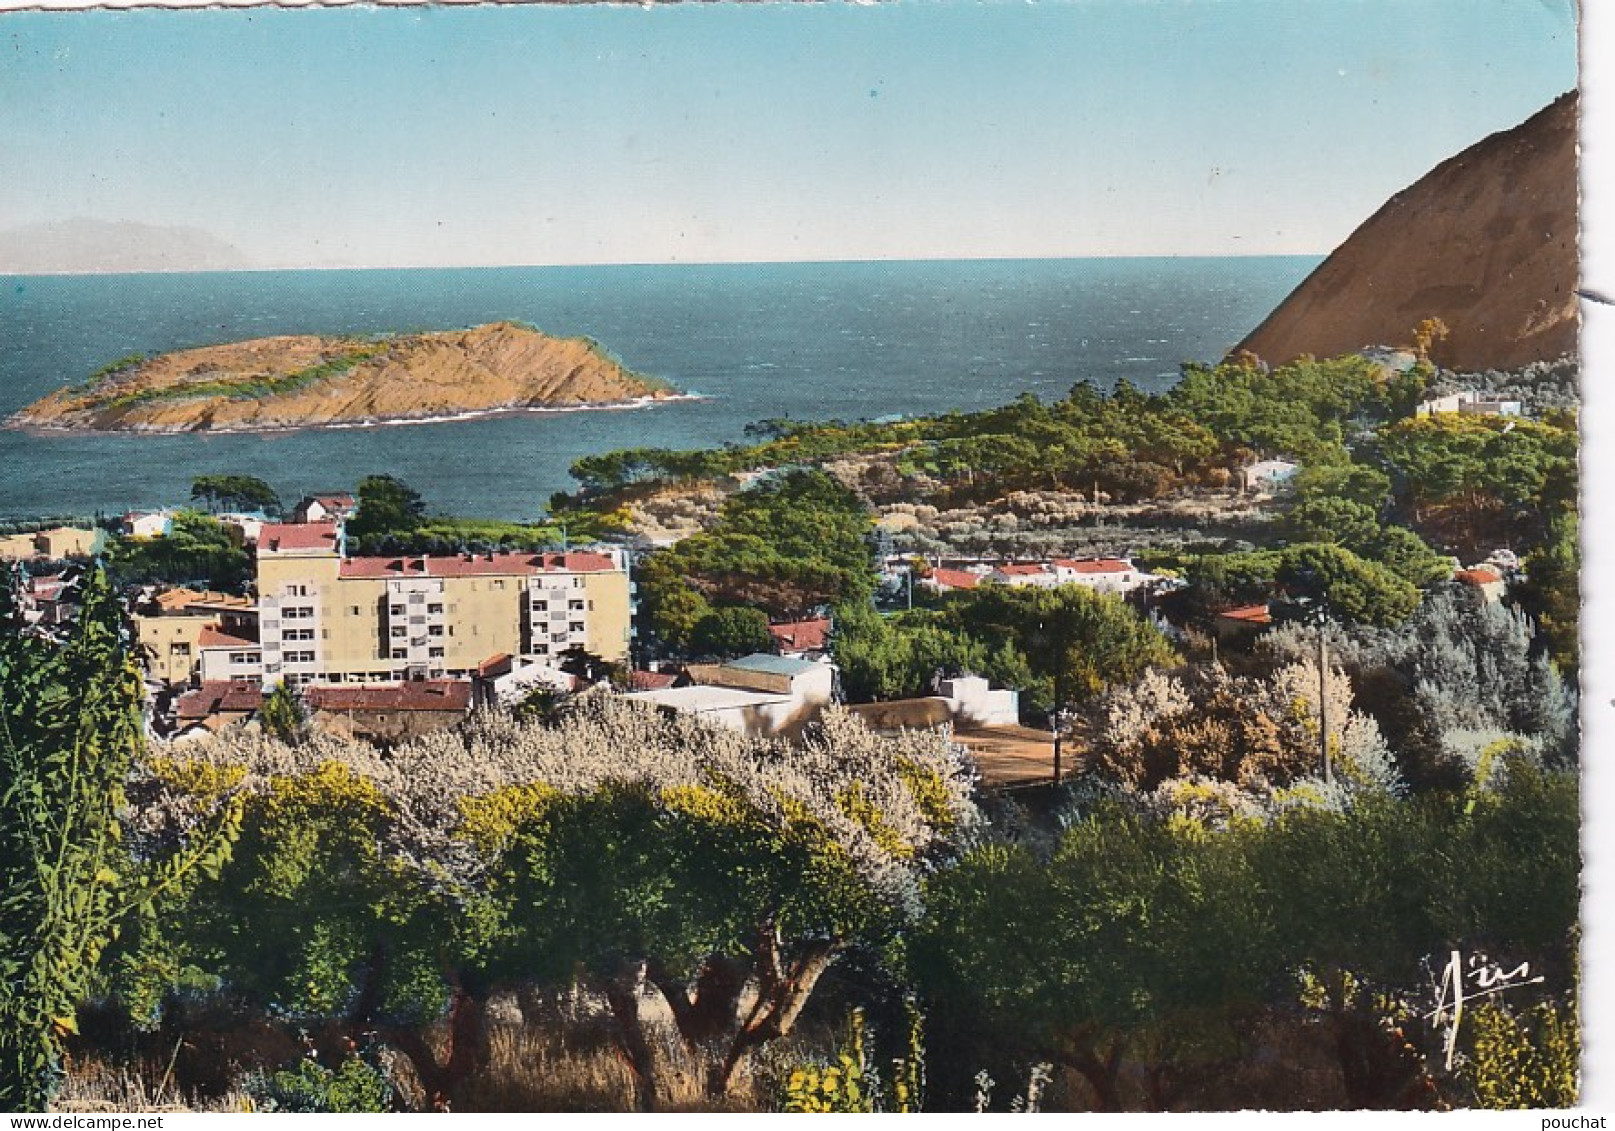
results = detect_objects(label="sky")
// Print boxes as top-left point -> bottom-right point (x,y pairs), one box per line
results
0,0 -> 1581,269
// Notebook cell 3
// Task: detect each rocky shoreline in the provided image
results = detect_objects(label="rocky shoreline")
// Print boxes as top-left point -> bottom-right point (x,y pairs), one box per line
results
8,321 -> 679,434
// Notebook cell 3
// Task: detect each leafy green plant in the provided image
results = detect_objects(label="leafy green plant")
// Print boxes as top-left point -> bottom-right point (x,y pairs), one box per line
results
0,567 -> 241,1111
1462,1000 -> 1578,1109
248,1051 -> 393,1113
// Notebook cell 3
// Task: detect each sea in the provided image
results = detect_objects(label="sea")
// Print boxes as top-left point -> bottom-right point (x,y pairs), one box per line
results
0,257 -> 1317,521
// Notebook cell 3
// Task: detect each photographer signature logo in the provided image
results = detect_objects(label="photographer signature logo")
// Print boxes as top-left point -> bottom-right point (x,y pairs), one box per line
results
1424,949 -> 1544,1069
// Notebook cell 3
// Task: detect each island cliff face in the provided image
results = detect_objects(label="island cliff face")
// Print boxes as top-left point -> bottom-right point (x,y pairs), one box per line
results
10,321 -> 676,433
1236,92 -> 1578,371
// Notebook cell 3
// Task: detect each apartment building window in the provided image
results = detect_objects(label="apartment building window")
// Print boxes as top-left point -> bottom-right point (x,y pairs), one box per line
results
391,648 -> 407,660
572,578 -> 585,588
569,600 -> 585,611
428,603 -> 444,615
532,600 -> 548,611
350,605 -> 362,616
428,625 -> 444,637
284,607 -> 314,620
170,642 -> 190,655
228,651 -> 253,664
390,604 -> 406,616
286,650 -> 316,663
534,644 -> 549,655
428,647 -> 445,658
569,622 -> 585,633
491,580 -> 506,590
391,626 -> 406,638
286,628 -> 315,641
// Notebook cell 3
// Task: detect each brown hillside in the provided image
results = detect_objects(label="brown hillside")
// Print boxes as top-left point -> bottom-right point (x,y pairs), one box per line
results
9,321 -> 675,433
1236,92 -> 1578,371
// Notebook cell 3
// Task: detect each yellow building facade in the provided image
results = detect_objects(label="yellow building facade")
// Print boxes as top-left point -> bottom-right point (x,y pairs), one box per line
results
255,523 -> 632,685
133,589 -> 258,686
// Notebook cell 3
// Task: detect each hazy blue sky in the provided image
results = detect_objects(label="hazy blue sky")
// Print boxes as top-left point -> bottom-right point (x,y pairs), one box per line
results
0,1 -> 1579,269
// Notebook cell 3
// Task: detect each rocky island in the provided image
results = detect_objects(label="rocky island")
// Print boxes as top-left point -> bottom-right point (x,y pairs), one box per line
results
8,321 -> 678,433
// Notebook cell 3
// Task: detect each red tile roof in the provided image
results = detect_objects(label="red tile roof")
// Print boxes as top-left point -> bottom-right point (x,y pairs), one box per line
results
1455,567 -> 1504,586
176,681 -> 264,720
478,652 -> 514,677
1217,604 -> 1273,625
927,568 -> 980,590
258,523 -> 341,553
306,680 -> 472,713
1053,558 -> 1133,574
338,549 -> 619,579
197,625 -> 257,649
628,669 -> 679,691
768,617 -> 831,653
994,563 -> 1050,577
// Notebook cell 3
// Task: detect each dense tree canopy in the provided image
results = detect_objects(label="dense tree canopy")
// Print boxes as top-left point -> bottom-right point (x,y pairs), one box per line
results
130,697 -> 975,1110
189,475 -> 281,516
639,469 -> 876,640
105,510 -> 252,592
346,475 -> 429,540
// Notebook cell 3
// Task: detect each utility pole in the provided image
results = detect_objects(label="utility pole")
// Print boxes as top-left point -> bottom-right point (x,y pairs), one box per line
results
1317,621 -> 1332,785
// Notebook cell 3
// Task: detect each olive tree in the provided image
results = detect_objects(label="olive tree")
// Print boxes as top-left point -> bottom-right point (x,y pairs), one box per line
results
160,694 -> 977,1110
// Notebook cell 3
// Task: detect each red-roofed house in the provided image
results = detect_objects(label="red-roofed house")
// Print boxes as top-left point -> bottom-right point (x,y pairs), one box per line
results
304,680 -> 472,743
768,617 -> 831,657
197,625 -> 264,684
920,567 -> 982,593
988,562 -> 1057,587
1051,558 -> 1150,595
628,669 -> 680,692
135,589 -> 259,685
258,522 -> 342,555
292,493 -> 358,524
1454,566 -> 1507,603
1214,603 -> 1274,645
175,681 -> 265,732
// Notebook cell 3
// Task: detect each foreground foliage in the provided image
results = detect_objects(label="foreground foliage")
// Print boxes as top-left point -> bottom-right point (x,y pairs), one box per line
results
0,567 -> 240,1112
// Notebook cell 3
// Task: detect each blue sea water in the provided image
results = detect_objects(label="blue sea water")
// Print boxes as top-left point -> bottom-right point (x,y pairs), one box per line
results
0,257 -> 1317,521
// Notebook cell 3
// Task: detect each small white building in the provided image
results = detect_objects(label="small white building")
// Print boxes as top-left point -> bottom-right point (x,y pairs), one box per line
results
292,493 -> 358,524
122,510 -> 174,539
1415,391 -> 1523,419
197,626 -> 264,684
624,653 -> 836,738
987,562 -> 1058,588
1051,558 -> 1157,596
479,654 -> 576,707
1240,459 -> 1300,493
937,675 -> 1019,727
216,511 -> 269,546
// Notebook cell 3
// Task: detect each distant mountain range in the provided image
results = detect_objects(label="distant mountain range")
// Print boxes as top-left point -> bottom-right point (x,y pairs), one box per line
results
0,218 -> 250,275
1237,92 -> 1578,371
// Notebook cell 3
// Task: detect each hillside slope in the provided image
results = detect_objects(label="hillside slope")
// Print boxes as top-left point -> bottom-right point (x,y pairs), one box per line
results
1236,92 -> 1578,371
10,321 -> 675,433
